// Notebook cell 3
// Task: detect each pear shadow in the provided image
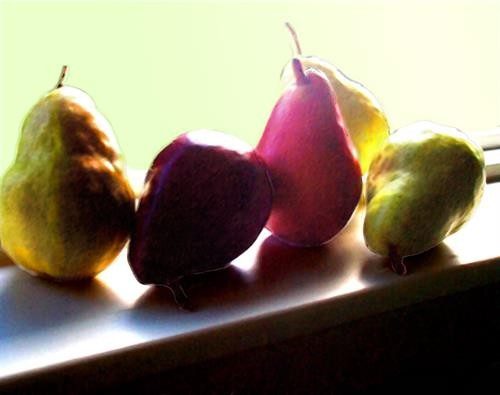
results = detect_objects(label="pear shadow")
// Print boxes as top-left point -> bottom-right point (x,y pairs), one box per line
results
0,247 -> 14,268
359,243 -> 459,285
133,233 -> 351,314
0,268 -> 121,339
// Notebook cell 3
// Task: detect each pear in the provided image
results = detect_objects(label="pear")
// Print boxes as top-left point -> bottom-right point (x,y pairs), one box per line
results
281,23 -> 390,174
256,59 -> 362,247
128,130 -> 272,301
364,121 -> 485,275
0,66 -> 135,280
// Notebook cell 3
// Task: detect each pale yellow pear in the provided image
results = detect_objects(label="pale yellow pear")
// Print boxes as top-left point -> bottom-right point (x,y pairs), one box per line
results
281,23 -> 390,174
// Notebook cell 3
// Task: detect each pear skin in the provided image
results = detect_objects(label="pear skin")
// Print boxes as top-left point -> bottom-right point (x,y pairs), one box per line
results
363,121 -> 485,274
0,67 -> 135,280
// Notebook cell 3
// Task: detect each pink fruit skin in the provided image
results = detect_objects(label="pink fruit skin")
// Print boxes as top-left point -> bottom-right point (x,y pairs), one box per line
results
128,130 -> 273,286
256,59 -> 362,247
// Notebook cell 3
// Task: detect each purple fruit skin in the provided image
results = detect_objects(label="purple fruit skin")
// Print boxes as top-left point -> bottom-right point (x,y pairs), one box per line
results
128,131 -> 273,286
256,60 -> 362,247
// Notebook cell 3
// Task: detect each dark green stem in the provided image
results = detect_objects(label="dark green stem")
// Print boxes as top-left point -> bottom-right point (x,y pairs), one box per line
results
389,246 -> 407,276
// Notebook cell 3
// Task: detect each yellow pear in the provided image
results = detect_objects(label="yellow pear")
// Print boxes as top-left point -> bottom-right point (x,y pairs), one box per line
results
281,23 -> 390,174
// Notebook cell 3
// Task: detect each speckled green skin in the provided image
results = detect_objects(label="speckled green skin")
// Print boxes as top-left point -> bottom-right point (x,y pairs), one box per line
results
364,121 -> 485,259
0,86 -> 135,280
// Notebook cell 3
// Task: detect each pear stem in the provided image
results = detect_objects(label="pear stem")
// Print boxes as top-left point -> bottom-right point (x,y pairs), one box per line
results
168,281 -> 194,311
285,22 -> 303,56
55,65 -> 68,89
291,58 -> 308,85
389,246 -> 407,276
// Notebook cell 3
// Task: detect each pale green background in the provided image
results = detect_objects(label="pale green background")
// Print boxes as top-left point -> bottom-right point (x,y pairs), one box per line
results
1,0 -> 499,175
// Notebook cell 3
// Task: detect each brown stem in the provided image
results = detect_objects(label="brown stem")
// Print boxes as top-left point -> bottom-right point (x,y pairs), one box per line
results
55,65 -> 68,89
285,22 -> 303,56
389,246 -> 407,276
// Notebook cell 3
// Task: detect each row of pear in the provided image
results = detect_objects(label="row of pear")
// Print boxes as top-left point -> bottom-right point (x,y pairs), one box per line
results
0,24 -> 485,304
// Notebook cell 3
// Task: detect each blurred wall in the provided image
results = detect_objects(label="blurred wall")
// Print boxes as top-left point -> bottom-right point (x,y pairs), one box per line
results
1,0 -> 499,174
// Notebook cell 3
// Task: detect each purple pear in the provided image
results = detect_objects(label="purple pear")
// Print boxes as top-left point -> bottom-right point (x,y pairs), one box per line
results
128,130 -> 273,295
256,59 -> 362,247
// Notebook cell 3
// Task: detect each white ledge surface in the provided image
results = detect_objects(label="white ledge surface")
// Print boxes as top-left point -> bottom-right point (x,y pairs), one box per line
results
1,172 -> 499,386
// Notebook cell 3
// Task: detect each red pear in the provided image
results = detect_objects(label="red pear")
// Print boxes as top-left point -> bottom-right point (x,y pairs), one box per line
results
256,59 -> 362,247
128,130 -> 273,300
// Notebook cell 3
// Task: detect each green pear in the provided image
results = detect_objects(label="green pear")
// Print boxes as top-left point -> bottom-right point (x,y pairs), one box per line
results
364,121 -> 485,274
0,66 -> 135,280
